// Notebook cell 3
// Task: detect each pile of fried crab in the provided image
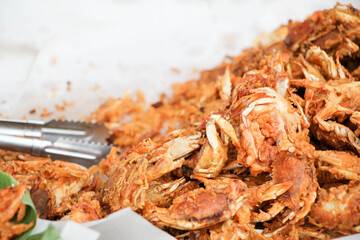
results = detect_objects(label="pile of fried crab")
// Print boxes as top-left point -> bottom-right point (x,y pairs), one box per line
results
1,4 -> 360,240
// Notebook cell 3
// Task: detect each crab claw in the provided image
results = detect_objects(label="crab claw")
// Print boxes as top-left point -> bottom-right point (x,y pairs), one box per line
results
194,115 -> 240,178
217,65 -> 232,101
193,119 -> 228,178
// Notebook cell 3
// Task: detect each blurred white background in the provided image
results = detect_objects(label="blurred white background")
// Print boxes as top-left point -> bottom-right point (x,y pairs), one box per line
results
0,0 -> 359,119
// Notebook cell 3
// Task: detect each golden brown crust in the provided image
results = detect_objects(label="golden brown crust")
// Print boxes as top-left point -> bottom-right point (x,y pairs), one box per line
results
0,183 -> 34,240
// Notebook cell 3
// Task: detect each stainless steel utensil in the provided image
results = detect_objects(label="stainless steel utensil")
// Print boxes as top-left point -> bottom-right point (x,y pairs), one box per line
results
0,119 -> 112,167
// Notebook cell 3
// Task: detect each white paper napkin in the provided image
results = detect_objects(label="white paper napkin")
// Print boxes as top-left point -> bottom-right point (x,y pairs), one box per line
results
32,208 -> 175,240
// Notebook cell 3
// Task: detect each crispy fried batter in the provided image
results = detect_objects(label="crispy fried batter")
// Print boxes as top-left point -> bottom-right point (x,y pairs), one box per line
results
0,155 -> 95,219
309,181 -> 360,234
61,192 -> 101,223
0,183 -> 34,240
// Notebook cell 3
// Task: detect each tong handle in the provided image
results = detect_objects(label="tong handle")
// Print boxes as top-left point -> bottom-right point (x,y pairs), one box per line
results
0,119 -> 111,167
0,134 -> 50,155
0,119 -> 43,138
0,119 -> 98,143
0,134 -> 110,167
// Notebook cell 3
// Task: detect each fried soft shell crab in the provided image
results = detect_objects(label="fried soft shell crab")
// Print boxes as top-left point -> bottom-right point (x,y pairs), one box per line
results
1,3 -> 360,240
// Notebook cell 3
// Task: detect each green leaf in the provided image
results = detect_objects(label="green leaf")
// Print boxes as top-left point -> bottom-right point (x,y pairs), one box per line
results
27,224 -> 61,240
0,170 -> 19,188
0,170 -> 37,240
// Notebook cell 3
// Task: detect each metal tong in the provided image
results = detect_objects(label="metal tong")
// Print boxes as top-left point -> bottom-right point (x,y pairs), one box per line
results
0,119 -> 112,167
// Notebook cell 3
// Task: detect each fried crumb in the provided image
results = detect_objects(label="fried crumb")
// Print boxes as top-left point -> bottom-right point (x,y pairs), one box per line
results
171,67 -> 180,74
50,57 -> 57,66
63,101 -> 75,107
55,104 -> 65,111
66,81 -> 72,91
192,67 -> 198,74
92,83 -> 101,91
51,88 -> 57,94
40,108 -> 52,118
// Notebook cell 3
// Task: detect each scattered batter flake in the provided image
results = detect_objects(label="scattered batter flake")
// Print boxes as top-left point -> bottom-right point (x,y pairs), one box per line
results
89,62 -> 96,68
92,83 -> 101,91
63,101 -> 75,107
55,104 -> 65,111
40,108 -> 51,118
171,67 -> 181,74
66,81 -> 72,92
50,57 -> 57,66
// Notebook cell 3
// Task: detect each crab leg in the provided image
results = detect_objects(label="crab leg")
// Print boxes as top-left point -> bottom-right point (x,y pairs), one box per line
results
194,115 -> 240,178
314,150 -> 360,180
